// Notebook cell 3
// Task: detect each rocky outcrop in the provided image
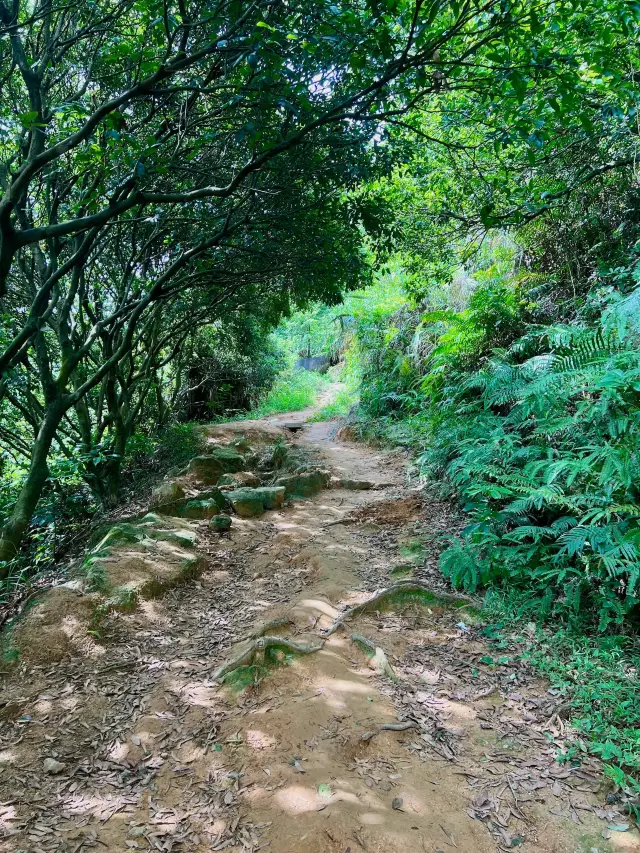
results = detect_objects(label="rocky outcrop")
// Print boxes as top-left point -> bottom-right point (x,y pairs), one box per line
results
186,447 -> 246,484
275,469 -> 330,498
217,471 -> 261,488
149,481 -> 186,511
210,513 -> 232,532
182,498 -> 221,519
227,486 -> 286,517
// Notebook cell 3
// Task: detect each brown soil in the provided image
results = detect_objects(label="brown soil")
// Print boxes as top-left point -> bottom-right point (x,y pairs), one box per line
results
0,395 -> 638,853
11,587 -> 103,666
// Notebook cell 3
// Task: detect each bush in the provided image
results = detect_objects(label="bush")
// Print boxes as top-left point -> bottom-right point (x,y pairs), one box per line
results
248,370 -> 329,418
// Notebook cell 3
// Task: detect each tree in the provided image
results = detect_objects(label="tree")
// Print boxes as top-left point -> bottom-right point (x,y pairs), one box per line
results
3,0 -> 632,566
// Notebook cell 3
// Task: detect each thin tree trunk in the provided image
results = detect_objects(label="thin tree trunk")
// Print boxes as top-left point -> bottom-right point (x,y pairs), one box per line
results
0,400 -> 65,571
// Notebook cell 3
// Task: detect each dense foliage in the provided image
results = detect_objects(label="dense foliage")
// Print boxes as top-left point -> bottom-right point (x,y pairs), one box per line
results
1,0 -> 640,807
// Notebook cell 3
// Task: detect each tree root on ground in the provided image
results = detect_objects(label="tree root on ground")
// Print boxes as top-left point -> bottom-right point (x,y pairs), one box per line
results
350,633 -> 397,681
360,721 -> 418,743
241,617 -> 293,641
212,635 -> 324,683
324,581 -> 474,636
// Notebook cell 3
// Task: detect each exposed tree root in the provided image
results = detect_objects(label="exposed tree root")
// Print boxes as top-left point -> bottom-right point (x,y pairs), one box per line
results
212,635 -> 324,683
324,581 -> 474,636
241,617 -> 293,640
350,633 -> 397,681
360,721 -> 418,743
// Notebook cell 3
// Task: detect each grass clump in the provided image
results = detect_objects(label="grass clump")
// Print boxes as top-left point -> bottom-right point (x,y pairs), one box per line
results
482,592 -> 640,814
248,370 -> 329,417
308,385 -> 356,422
222,645 -> 296,691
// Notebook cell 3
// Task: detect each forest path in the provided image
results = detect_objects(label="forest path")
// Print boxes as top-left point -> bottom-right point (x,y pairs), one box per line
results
1,398 -> 638,853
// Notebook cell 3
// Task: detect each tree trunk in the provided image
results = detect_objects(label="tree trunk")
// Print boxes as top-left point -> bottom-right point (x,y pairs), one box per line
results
0,400 -> 65,573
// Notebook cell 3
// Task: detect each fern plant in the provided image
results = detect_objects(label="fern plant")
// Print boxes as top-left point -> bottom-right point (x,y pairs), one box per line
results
418,292 -> 640,629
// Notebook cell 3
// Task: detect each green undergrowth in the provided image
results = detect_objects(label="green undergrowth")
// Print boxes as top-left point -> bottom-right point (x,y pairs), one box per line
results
390,564 -> 414,577
374,586 -> 473,612
245,369 -> 329,418
482,591 -> 640,813
308,385 -> 356,422
223,645 -> 297,691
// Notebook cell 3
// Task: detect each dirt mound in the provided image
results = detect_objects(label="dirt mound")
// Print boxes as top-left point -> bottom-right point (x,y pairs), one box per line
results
204,420 -> 286,445
11,587 -> 102,664
351,496 -> 423,524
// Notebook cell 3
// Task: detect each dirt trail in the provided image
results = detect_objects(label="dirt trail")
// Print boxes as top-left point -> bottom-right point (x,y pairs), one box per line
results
1,401 -> 638,853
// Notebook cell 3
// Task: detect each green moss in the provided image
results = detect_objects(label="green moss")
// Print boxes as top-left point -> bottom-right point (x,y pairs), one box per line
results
1,631 -> 20,664
253,486 -> 285,509
226,488 -> 265,517
146,528 -> 196,548
398,539 -> 427,566
275,470 -> 328,498
222,645 -> 296,692
103,585 -> 138,613
351,635 -> 375,658
182,498 -> 220,519
210,514 -> 232,531
94,523 -> 145,552
390,564 -> 414,578
187,448 -> 246,483
378,587 -> 473,612
78,551 -> 110,591
179,557 -> 203,580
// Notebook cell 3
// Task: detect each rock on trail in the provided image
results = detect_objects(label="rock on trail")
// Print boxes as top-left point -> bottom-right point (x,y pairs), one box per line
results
0,396 -> 637,853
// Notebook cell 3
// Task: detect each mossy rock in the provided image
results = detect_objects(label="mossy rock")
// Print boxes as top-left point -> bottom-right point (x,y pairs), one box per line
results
217,471 -> 261,488
147,527 -> 196,548
254,486 -> 285,510
210,513 -> 232,532
138,512 -> 166,525
187,448 -> 246,483
94,523 -> 146,552
230,436 -> 251,453
196,487 -> 228,509
383,587 -> 471,611
149,481 -> 185,511
226,488 -> 265,518
218,473 -> 240,487
179,556 -> 203,580
275,469 -> 329,498
103,585 -> 139,613
390,564 -> 414,578
257,440 -> 288,472
226,486 -> 286,517
182,498 -> 220,520
339,478 -> 374,491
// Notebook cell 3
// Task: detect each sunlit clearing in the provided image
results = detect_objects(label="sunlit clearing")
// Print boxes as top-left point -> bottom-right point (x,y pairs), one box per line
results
0,804 -> 17,827
108,741 -> 130,761
274,785 -> 320,814
167,679 -> 220,708
246,729 -> 277,750
360,811 -> 387,826
137,600 -> 170,624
